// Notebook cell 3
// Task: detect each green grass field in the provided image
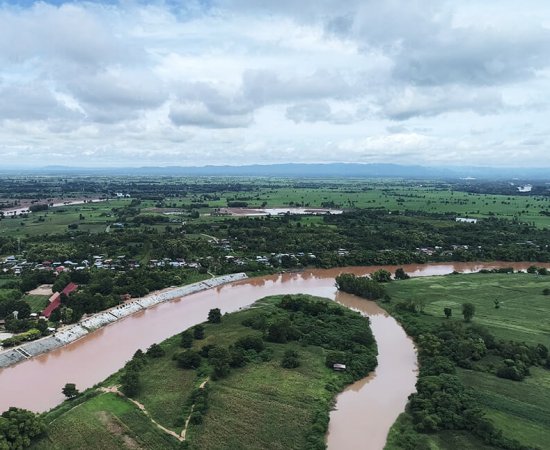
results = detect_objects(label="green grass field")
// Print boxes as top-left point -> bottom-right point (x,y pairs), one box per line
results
386,273 -> 550,347
132,335 -> 199,432
205,183 -> 550,228
384,273 -> 550,449
459,367 -> 550,449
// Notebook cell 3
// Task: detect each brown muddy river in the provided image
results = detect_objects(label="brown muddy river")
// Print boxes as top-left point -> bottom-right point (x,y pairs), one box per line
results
0,261 -> 545,449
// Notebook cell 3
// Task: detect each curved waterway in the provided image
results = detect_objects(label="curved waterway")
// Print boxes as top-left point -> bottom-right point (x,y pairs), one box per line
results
0,261 -> 547,449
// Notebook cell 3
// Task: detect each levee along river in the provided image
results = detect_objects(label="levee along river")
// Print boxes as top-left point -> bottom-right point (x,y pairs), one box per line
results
0,261 -> 546,449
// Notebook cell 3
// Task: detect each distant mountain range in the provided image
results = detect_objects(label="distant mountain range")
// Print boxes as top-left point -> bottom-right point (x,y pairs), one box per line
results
1,163 -> 549,180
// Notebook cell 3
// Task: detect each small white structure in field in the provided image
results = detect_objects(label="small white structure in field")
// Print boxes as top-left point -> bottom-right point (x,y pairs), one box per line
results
333,363 -> 347,371
455,217 -> 478,224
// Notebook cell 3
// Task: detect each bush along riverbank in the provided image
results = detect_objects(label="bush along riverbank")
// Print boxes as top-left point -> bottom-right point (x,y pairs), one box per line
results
337,272 -> 550,450
31,294 -> 377,450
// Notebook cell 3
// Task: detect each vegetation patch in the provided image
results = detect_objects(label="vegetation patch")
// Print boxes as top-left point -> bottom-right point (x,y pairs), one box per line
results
31,294 -> 377,450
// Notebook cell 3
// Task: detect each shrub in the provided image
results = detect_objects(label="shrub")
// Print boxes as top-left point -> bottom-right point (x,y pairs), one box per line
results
208,346 -> 231,379
395,268 -> 410,280
496,365 -> 524,381
371,269 -> 392,283
194,324 -> 205,340
241,314 -> 267,330
229,347 -> 247,368
199,344 -> 216,358
235,335 -> 265,352
207,308 -> 222,323
180,331 -> 193,348
281,349 -> 300,369
146,343 -> 165,358
189,412 -> 203,425
176,350 -> 202,369
120,369 -> 140,396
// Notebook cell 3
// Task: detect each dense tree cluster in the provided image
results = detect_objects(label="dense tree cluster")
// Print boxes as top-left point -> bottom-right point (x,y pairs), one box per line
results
335,273 -> 386,300
0,408 -> 45,449
49,268 -> 198,324
120,350 -> 151,397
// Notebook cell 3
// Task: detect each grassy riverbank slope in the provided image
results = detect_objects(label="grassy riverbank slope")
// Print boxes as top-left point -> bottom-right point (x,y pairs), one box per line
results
31,294 -> 377,450
383,273 -> 550,450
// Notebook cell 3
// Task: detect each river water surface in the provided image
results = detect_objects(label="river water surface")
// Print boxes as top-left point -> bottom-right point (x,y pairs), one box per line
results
0,261 -> 546,449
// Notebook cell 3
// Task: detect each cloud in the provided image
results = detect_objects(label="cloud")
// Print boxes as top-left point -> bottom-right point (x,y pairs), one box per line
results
0,81 -> 79,121
67,70 -> 168,123
381,86 -> 504,120
169,101 -> 253,128
285,101 -> 358,124
243,69 -> 356,105
0,0 -> 549,167
0,3 -> 130,67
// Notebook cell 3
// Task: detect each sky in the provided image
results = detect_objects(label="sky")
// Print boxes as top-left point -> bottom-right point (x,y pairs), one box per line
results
0,0 -> 549,168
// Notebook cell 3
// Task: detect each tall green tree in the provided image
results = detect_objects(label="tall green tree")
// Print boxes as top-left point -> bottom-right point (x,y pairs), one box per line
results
62,383 -> 79,399
462,303 -> 475,322
208,308 -> 222,324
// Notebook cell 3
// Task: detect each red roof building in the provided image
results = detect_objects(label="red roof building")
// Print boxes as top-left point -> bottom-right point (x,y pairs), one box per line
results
42,282 -> 78,318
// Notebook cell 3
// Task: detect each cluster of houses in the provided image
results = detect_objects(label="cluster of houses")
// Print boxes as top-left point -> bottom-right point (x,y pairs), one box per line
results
212,237 -> 317,267
224,252 -> 317,268
1,256 -> 103,274
0,253 -> 206,275
415,244 -> 475,257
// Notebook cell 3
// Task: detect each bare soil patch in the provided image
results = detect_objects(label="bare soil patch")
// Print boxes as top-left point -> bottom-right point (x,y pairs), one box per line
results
96,411 -> 142,449
27,285 -> 53,296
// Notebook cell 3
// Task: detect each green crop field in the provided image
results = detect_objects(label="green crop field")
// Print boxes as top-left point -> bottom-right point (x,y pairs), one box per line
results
32,392 -> 180,450
384,272 -> 550,449
23,295 -> 49,313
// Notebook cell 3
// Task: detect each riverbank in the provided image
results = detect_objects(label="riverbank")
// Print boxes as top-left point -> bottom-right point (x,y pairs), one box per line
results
0,273 -> 247,369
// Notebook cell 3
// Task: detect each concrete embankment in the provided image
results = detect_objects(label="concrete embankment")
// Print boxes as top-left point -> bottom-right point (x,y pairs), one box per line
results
0,273 -> 247,369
